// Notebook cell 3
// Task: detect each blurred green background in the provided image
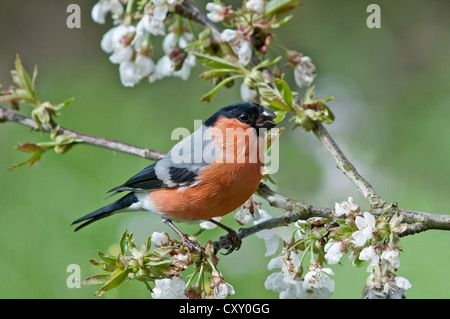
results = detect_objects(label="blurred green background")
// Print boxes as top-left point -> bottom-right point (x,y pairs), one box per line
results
0,0 -> 449,299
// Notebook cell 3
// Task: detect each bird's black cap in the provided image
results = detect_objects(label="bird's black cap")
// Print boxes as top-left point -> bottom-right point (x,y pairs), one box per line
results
204,102 -> 276,130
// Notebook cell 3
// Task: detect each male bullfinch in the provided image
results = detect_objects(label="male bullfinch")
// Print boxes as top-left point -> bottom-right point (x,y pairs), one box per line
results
72,102 -> 277,254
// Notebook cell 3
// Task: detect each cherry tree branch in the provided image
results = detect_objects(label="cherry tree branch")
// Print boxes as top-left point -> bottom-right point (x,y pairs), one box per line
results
0,106 -> 165,161
256,183 -> 450,233
312,122 -> 385,208
175,0 -> 222,34
213,183 -> 450,252
2,105 -> 448,254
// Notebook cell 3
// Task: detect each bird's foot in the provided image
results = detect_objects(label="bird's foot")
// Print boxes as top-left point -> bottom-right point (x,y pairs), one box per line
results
207,218 -> 242,255
220,229 -> 242,255
179,235 -> 203,256
163,219 -> 203,256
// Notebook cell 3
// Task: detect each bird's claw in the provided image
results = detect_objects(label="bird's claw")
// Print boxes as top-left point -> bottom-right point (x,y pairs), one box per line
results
221,229 -> 242,255
179,237 -> 203,257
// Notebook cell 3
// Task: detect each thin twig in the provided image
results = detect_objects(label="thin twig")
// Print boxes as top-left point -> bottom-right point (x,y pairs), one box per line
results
213,182 -> 450,251
312,122 -> 385,208
257,183 -> 450,234
175,0 -> 222,35
0,106 -> 165,161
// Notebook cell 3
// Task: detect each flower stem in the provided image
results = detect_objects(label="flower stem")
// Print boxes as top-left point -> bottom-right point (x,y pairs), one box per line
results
125,0 -> 136,15
298,241 -> 313,270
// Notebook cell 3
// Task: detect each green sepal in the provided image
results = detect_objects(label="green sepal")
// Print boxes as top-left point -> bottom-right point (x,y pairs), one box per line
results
95,268 -> 130,296
200,75 -> 242,103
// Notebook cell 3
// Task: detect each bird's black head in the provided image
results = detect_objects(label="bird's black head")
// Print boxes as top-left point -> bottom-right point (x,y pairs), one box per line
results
204,102 -> 277,131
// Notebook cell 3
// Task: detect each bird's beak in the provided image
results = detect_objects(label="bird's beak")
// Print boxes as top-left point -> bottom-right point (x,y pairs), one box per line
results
256,107 -> 277,129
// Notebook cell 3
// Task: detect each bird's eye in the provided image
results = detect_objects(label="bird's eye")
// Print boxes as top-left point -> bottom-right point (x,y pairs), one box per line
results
238,113 -> 250,122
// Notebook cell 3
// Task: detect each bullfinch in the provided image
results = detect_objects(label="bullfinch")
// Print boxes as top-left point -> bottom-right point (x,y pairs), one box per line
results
72,102 -> 277,254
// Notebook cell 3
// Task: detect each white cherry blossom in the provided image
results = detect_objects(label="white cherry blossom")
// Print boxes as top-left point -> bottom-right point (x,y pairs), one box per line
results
212,282 -> 235,299
151,277 -> 187,299
240,82 -> 258,102
142,13 -> 166,36
238,40 -> 252,65
110,45 -> 133,64
118,54 -> 155,87
334,197 -> 360,216
119,61 -> 142,87
381,248 -> 400,270
91,0 -> 124,24
293,56 -> 317,88
254,210 -> 279,256
351,212 -> 377,247
302,266 -> 335,299
206,2 -> 227,22
246,0 -> 265,14
151,231 -> 171,247
359,245 -> 380,266
395,276 -> 412,292
220,29 -> 252,65
324,240 -> 344,265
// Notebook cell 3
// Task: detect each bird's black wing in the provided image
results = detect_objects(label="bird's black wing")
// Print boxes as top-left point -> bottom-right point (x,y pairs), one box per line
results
107,162 -> 199,195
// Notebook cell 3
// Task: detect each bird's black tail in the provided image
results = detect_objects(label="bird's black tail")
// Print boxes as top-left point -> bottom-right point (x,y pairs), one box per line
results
72,193 -> 138,231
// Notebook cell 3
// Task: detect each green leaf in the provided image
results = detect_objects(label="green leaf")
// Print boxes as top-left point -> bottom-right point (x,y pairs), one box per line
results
145,246 -> 175,259
147,266 -> 172,279
352,256 -> 365,268
320,104 -> 335,124
82,274 -> 111,285
253,56 -> 282,70
8,142 -> 48,170
198,27 -> 211,40
13,55 -> 40,105
200,75 -> 242,103
274,110 -> 287,123
271,14 -> 293,28
146,235 -> 152,252
256,83 -> 280,101
95,268 -> 130,296
56,97 -> 75,111
330,226 -> 353,236
199,69 -> 241,80
119,230 -> 128,256
265,0 -> 300,16
274,77 -> 293,107
193,53 -> 240,70
14,56 -> 33,95
145,259 -> 172,267
97,251 -> 117,264
256,83 -> 291,111
127,232 -> 141,257
335,219 -> 350,227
